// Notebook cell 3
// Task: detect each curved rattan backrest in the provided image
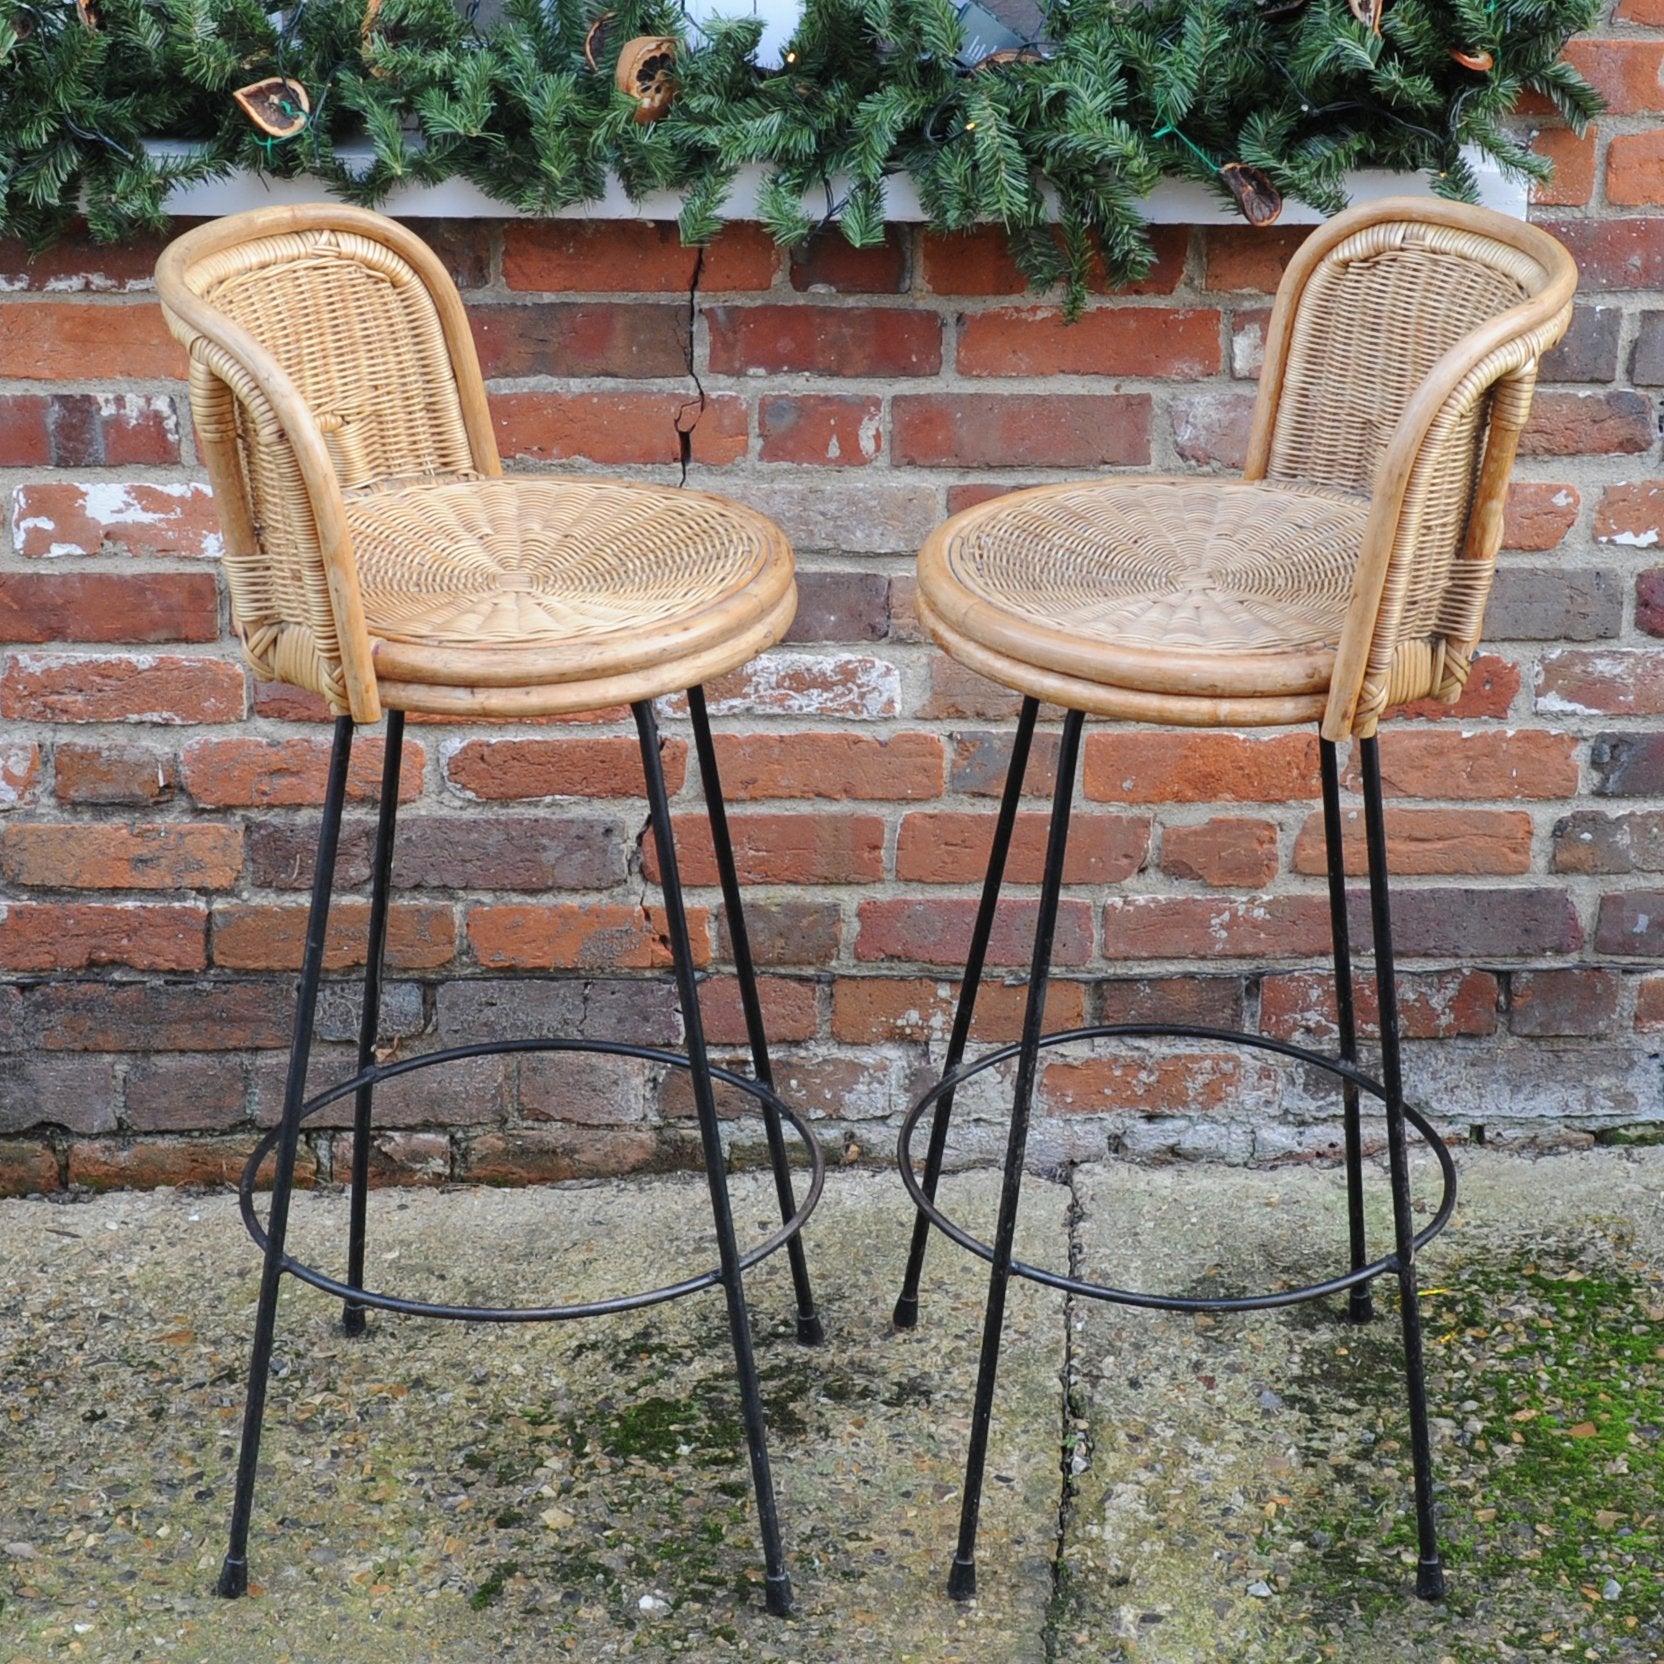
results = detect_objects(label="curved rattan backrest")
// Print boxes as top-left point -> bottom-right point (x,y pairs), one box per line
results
156,205 -> 501,723
1244,198 -> 1576,740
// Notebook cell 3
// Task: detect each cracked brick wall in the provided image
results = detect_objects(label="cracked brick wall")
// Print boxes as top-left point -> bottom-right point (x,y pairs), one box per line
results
3,20 -> 1664,1191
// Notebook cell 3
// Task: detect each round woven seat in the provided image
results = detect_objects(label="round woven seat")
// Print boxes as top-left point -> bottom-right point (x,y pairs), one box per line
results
349,476 -> 794,702
918,477 -> 1371,725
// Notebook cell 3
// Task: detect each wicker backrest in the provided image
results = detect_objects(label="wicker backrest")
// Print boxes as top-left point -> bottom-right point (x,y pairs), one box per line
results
1244,199 -> 1576,740
156,206 -> 501,723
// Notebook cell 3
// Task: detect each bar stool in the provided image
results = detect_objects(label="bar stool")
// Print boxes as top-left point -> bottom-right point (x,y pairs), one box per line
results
892,198 -> 1576,1603
155,204 -> 822,1615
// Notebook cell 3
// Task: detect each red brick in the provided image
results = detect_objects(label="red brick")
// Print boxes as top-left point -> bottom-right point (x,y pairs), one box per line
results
783,571 -> 890,643
1618,0 -> 1664,16
250,1048 -> 506,1131
920,224 -> 1188,297
0,903 -> 207,971
1039,1053 -> 1250,1116
1595,480 -> 1664,546
1259,969 -> 1500,1043
678,653 -> 900,719
1230,306 -> 1272,379
1083,732 -> 1319,804
491,390 -> 747,465
443,736 -> 685,800
1509,968 -> 1622,1038
656,1052 -> 889,1123
830,976 -> 1085,1044
182,734 -> 425,808
125,1053 -> 247,1131
759,394 -> 883,465
1392,655 -> 1521,722
0,1142 -> 59,1197
711,731 -> 942,799
68,1136 -> 317,1192
52,743 -> 176,806
0,221 -> 175,290
211,902 -> 456,971
331,1131 -> 453,1187
697,976 -> 821,1045
895,810 -> 1149,885
31,980 -> 290,1052
943,481 -> 1042,516
0,393 -> 178,468
519,1051 -> 647,1127
1537,649 -> 1664,716
460,1126 -> 660,1185
0,572 -> 220,644
1564,38 -> 1664,114
1202,226 -> 1313,293
1,653 -> 245,723
1597,891 -> 1664,956
1607,131 -> 1664,206
11,481 -> 216,560
0,300 -> 182,380
502,220 -> 776,292
466,903 -> 710,969
1171,391 -> 1257,470
0,823 -> 242,890
918,657 -> 1027,720
642,812 -> 886,885
1097,975 -> 1247,1030
1363,730 -> 1580,800
469,302 -> 688,378
789,231 -> 907,293
1103,894 -> 1334,960
1547,218 -> 1664,291
1530,125 -> 1597,207
949,728 -> 1065,796
1291,807 -> 1534,876
1520,391 -> 1654,456
892,394 -> 1151,468
1161,818 -> 1278,887
957,307 -> 1221,377
855,897 -> 1093,966
1641,570 -> 1664,639
1502,482 -> 1580,551
1,742 -> 41,810
1636,973 -> 1664,1029
717,898 -> 843,966
707,305 -> 941,377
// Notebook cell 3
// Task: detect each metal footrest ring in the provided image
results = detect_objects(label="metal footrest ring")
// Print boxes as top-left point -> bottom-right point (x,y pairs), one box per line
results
237,1036 -> 826,1324
898,1021 -> 1456,1315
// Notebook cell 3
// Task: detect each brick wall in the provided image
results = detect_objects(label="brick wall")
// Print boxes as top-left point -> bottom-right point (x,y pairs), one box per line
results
3,21 -> 1663,1193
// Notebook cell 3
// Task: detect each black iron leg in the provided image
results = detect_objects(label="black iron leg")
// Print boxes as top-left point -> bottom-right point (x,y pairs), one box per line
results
688,685 -> 822,1346
219,715 -> 354,1598
343,711 -> 405,1337
895,695 -> 1041,1331
949,704 -> 1083,1602
1319,737 -> 1375,1326
1359,736 -> 1445,1601
635,699 -> 794,1617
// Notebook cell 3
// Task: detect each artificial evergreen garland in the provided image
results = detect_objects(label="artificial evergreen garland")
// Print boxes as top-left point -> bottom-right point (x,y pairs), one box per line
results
0,0 -> 1601,311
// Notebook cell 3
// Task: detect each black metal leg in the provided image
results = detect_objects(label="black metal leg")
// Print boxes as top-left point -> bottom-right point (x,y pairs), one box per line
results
635,699 -> 794,1617
1359,736 -> 1446,1602
343,711 -> 405,1337
688,685 -> 822,1347
949,705 -> 1083,1602
219,715 -> 354,1598
1320,738 -> 1375,1326
895,696 -> 1041,1331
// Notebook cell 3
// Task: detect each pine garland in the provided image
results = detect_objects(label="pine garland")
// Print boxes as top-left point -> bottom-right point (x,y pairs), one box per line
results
0,0 -> 1601,311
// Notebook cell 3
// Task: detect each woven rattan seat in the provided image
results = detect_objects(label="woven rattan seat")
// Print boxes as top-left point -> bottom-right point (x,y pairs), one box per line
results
346,476 -> 792,704
922,477 -> 1370,719
155,203 -> 820,1615
898,198 -> 1579,1613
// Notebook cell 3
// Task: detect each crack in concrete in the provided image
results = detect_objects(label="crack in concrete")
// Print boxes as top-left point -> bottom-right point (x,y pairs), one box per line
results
674,246 -> 708,487
1044,1161 -> 1090,1661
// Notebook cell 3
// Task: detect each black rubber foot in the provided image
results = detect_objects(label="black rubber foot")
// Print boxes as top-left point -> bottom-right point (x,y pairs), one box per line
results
1348,1289 -> 1376,1325
892,1293 -> 919,1331
341,1304 -> 367,1338
796,1311 -> 825,1347
216,1555 -> 249,1598
947,1556 -> 977,1602
1416,1558 -> 1446,1601
765,1571 -> 794,1616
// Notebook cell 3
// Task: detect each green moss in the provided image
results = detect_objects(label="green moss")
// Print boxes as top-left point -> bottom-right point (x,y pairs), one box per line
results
468,1560 -> 519,1611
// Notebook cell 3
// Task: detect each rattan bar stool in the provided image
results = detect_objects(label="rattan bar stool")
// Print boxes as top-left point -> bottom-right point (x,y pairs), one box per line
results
156,204 -> 823,1615
893,197 -> 1577,1604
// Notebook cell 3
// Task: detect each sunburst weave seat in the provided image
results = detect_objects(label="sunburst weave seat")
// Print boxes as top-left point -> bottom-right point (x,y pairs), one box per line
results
895,197 -> 1577,1609
155,203 -> 818,1617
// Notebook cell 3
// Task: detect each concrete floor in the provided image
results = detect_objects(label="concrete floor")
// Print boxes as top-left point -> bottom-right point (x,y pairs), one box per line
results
2,1149 -> 1662,1663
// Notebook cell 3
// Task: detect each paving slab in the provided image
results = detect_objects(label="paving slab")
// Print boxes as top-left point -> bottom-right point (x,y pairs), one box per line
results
0,1170 -> 1067,1663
